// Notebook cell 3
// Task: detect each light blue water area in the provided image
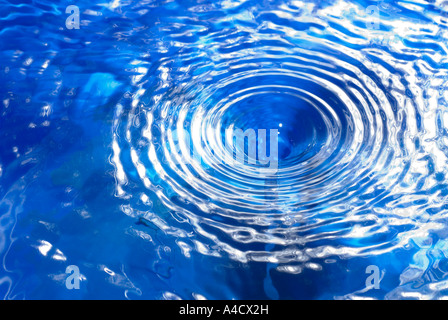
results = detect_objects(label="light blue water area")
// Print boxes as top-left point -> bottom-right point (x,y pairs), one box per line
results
1,0 -> 448,299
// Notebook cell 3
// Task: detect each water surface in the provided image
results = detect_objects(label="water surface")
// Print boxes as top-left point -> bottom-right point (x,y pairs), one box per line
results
1,0 -> 448,299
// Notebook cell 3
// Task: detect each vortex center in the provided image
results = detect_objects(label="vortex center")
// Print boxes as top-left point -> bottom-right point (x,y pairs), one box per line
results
221,91 -> 328,164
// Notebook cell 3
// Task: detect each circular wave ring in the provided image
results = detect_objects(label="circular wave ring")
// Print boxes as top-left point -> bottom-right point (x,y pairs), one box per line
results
110,5 -> 446,267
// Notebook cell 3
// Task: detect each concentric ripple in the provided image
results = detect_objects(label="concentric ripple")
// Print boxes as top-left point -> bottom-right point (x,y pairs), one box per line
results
108,0 -> 448,285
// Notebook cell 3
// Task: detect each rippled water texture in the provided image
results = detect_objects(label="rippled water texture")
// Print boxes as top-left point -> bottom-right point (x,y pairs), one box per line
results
1,0 -> 448,299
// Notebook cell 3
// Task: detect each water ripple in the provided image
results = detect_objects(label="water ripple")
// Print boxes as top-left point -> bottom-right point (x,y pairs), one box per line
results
1,0 -> 448,299
110,0 -> 448,273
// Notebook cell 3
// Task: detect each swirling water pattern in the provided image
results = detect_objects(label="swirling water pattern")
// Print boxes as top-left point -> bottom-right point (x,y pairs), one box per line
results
1,0 -> 448,299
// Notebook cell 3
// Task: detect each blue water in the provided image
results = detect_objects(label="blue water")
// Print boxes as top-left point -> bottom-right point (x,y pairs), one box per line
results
1,0 -> 448,300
